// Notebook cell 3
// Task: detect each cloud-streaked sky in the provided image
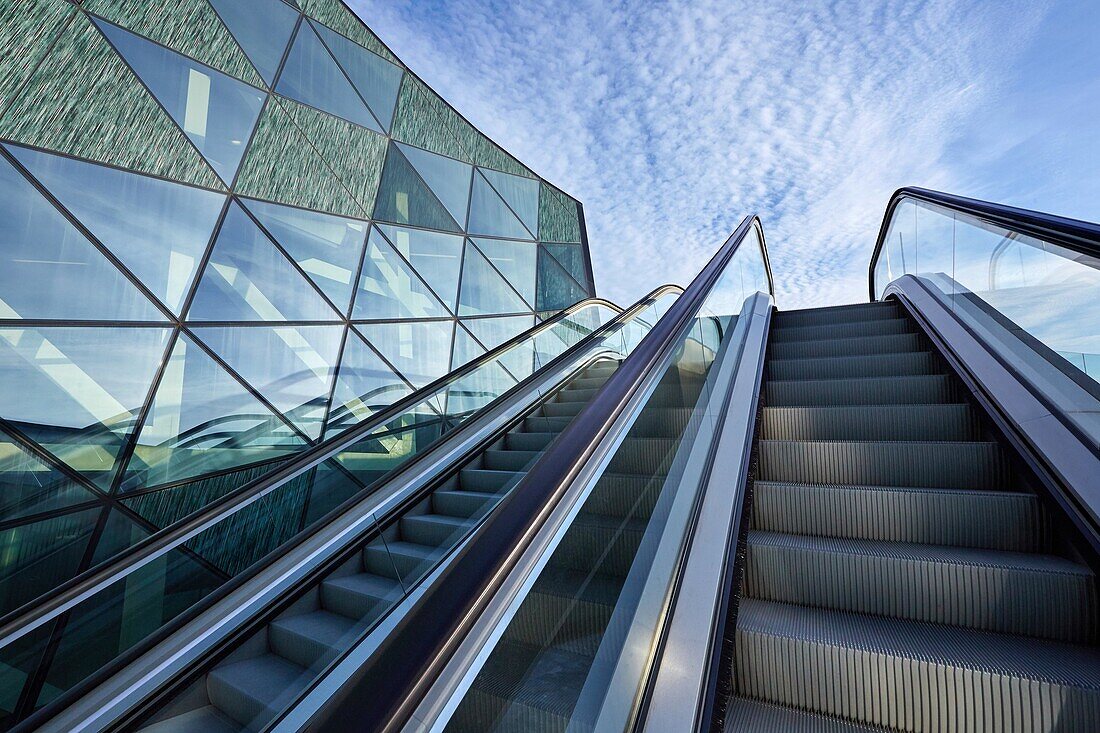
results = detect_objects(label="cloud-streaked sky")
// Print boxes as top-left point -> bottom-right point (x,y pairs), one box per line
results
350,0 -> 1100,309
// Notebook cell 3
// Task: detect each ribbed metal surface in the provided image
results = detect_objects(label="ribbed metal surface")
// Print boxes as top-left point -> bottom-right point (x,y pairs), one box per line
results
768,333 -> 924,359
766,374 -> 960,406
771,318 -> 912,342
761,404 -> 981,441
726,697 -> 888,732
774,302 -> 899,328
767,352 -> 938,380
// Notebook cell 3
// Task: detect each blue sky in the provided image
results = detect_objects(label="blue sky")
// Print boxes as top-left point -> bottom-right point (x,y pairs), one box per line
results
350,0 -> 1100,309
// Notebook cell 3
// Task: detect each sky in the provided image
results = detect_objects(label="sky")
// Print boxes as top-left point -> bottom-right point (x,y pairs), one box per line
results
349,0 -> 1100,310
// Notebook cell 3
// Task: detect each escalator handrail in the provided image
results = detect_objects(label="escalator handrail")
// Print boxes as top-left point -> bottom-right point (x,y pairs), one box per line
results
0,293 -> 680,650
867,186 -> 1100,300
304,216 -> 772,733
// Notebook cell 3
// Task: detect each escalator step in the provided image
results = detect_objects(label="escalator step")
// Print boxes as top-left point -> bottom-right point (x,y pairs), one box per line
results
605,437 -> 679,475
556,387 -> 600,403
458,468 -> 522,493
268,610 -> 358,668
567,375 -> 614,390
400,513 -> 474,546
759,440 -> 1013,489
734,599 -> 1100,732
362,540 -> 443,579
320,573 -> 403,621
769,333 -> 923,359
774,302 -> 899,328
766,352 -> 938,380
751,482 -> 1045,551
483,449 -> 541,472
206,654 -> 306,729
771,318 -> 912,342
761,404 -> 980,441
432,489 -> 502,518
505,431 -> 557,451
541,400 -> 585,417
505,574 -> 619,656
139,706 -> 240,733
583,473 -> 664,520
765,374 -> 959,406
554,514 -> 648,576
726,697 -> 887,732
524,416 -> 573,433
744,531 -> 1097,642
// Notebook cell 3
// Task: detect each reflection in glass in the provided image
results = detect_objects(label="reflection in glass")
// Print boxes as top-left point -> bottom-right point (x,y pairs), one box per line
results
326,330 -> 411,437
458,242 -> 531,316
480,168 -> 539,238
355,320 -> 454,388
0,508 -> 99,616
395,143 -> 473,227
351,228 -> 450,320
313,21 -> 403,131
376,224 -> 464,312
464,315 -> 538,379
208,0 -> 300,86
472,238 -> 537,307
372,145 -> 462,233
468,170 -> 533,240
94,18 -> 266,183
0,428 -> 96,523
441,360 -> 516,422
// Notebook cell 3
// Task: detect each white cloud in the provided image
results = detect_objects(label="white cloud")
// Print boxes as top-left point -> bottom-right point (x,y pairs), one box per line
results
349,0 -> 1049,309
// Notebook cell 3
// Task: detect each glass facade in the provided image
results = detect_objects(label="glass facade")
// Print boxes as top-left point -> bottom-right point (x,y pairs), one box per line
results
0,1 -> 594,721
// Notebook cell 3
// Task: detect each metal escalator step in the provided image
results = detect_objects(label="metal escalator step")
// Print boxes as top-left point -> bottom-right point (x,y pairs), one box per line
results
524,416 -> 573,433
400,513 -> 474,546
362,540 -> 443,579
483,449 -> 541,472
556,387 -> 600,403
459,468 -> 522,493
769,333 -> 923,359
726,697 -> 888,732
622,407 -> 696,437
759,440 -> 1013,489
206,654 -> 307,729
505,431 -> 556,451
139,706 -> 240,733
751,482 -> 1045,551
774,302 -> 899,328
320,572 -> 403,621
505,568 -> 622,656
268,610 -> 358,668
606,437 -> 679,475
734,599 -> 1100,732
554,514 -> 648,576
583,473 -> 663,520
767,352 -> 938,380
761,404 -> 981,441
771,318 -> 912,342
765,374 -> 959,406
567,375 -> 614,390
541,400 -> 585,417
744,531 -> 1097,642
432,489 -> 502,518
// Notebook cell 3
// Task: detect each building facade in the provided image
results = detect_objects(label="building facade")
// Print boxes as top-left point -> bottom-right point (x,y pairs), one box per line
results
0,0 -> 595,678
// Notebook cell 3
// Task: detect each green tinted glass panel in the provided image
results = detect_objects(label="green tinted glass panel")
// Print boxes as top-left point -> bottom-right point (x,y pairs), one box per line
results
296,0 -> 399,65
188,202 -> 342,322
481,168 -> 539,236
0,154 -> 166,322
243,198 -> 368,313
192,324 -> 344,440
314,21 -> 402,131
327,329 -> 411,435
472,238 -> 537,307
545,242 -> 589,291
10,145 -> 226,316
458,242 -> 531,316
537,247 -> 588,312
0,427 -> 95,524
373,144 -> 461,233
94,18 -> 266,183
235,101 -> 363,218
82,0 -> 262,85
376,224 -> 464,312
355,320 -> 453,388
390,75 -> 468,163
208,0 -> 299,85
0,327 -> 172,489
538,181 -> 582,243
351,228 -> 450,320
0,0 -> 74,118
0,508 -> 99,617
468,171 -> 533,240
0,17 -> 222,189
395,143 -> 472,227
122,334 -> 307,490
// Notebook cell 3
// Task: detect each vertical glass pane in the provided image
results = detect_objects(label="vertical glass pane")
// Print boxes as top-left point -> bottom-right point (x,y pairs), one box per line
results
192,325 -> 344,440
94,18 -> 266,183
0,327 -> 172,489
458,242 -> 532,316
450,323 -> 484,369
442,360 -> 517,422
10,145 -> 226,316
274,22 -> 380,132
481,168 -> 539,238
351,227 -> 450,320
463,316 -> 538,380
372,145 -> 462,233
355,321 -> 454,388
313,21 -> 403,131
243,198 -> 369,314
913,201 -> 954,280
0,154 -> 165,322
472,238 -> 537,307
122,334 -> 307,491
375,224 -> 464,312
188,202 -> 342,322
326,330 -> 411,437
468,170 -> 534,240
208,0 -> 300,85
394,142 -> 473,227
0,508 -> 99,616
0,427 -> 96,523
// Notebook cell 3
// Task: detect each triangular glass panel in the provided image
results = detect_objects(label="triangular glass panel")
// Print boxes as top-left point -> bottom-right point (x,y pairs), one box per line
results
372,144 -> 462,233
326,329 -> 411,437
0,153 -> 165,322
313,21 -> 403,131
243,198 -> 369,314
10,145 -> 226,316
481,168 -> 539,238
468,170 -> 533,240
351,227 -> 451,320
441,359 -> 516,423
450,323 -> 484,370
274,21 -> 381,132
395,143 -> 472,226
471,238 -> 537,307
545,242 -> 589,291
208,0 -> 300,86
0,427 -> 97,524
355,320 -> 454,388
0,326 -> 173,489
458,242 -> 531,316
537,247 -> 589,313
375,225 -> 463,313
122,334 -> 307,491
192,324 -> 344,440
463,315 -> 538,381
0,507 -> 101,617
94,18 -> 266,184
188,202 -> 342,322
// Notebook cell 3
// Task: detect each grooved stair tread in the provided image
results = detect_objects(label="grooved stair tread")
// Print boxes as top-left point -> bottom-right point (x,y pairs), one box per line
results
141,706 -> 240,733
269,609 -> 357,666
533,566 -> 624,607
402,512 -> 474,531
471,639 -> 595,715
727,697 -> 889,732
322,572 -> 401,603
736,598 -> 1100,686
771,318 -> 913,342
207,654 -> 306,717
374,540 -> 444,560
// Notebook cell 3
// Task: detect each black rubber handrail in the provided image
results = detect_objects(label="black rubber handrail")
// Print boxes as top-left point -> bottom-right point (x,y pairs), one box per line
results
0,295 -> 645,649
303,216 -> 772,733
868,186 -> 1100,300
